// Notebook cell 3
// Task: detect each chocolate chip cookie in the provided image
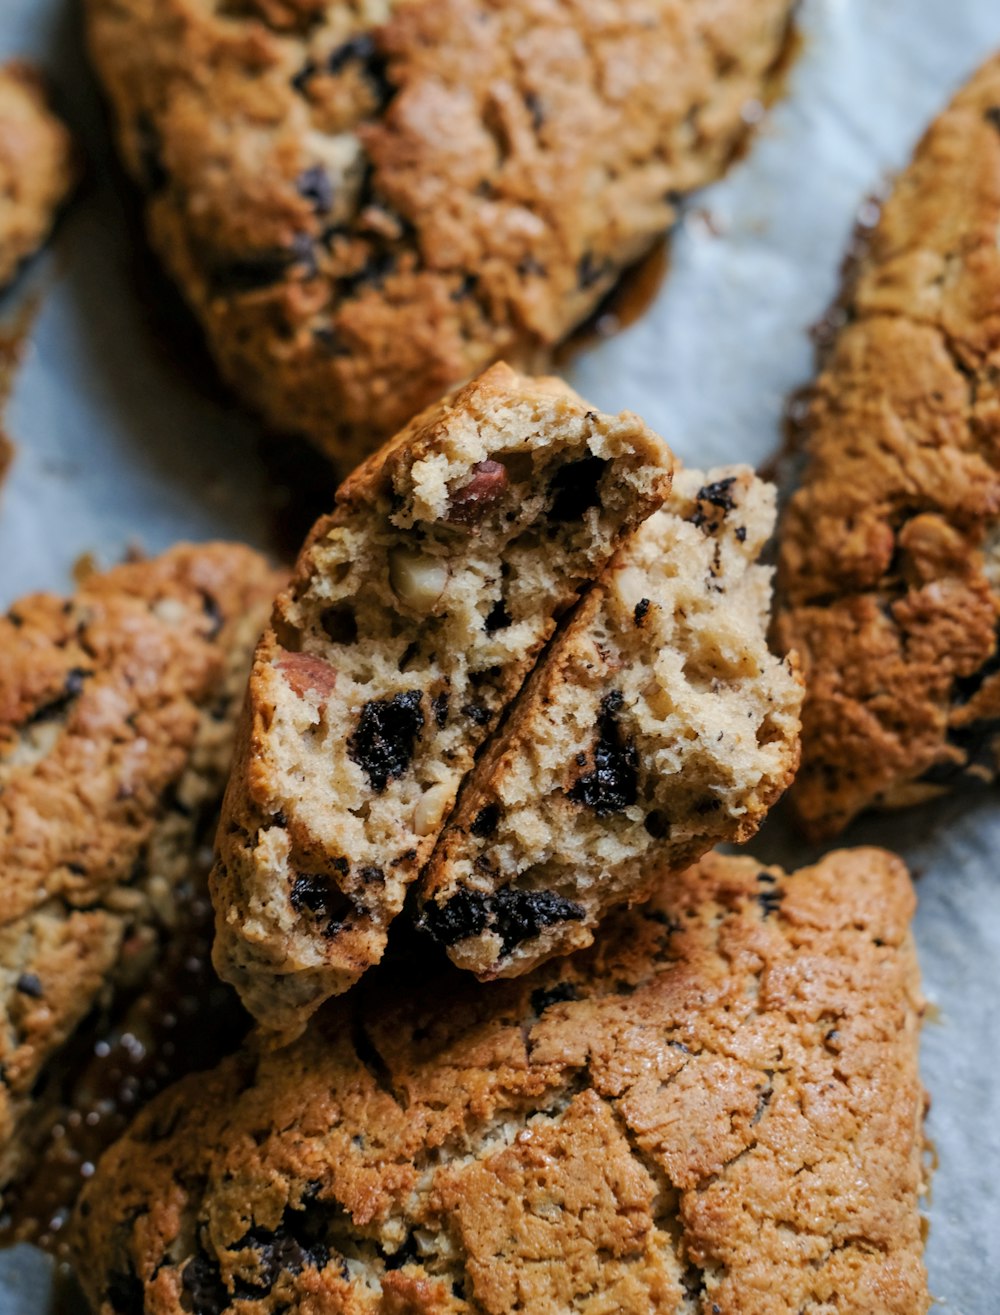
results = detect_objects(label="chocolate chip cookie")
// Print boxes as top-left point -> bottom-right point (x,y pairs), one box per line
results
72,847 -> 929,1315
419,466 -> 802,979
211,364 -> 672,1038
775,52 -> 1000,837
0,543 -> 279,1201
86,0 -> 796,469
0,62 -> 76,288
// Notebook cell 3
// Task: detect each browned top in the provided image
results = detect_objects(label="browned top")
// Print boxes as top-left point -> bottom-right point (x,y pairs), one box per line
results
86,0 -> 795,468
775,52 -> 1000,837
0,544 -> 280,1189
0,61 -> 76,287
73,848 -> 927,1314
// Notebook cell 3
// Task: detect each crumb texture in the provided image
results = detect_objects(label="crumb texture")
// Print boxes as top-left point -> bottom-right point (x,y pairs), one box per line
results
419,465 -> 802,979
73,849 -> 929,1315
776,52 -> 1000,836
211,363 -> 672,1036
86,0 -> 796,467
0,543 -> 279,1198
0,61 -> 76,287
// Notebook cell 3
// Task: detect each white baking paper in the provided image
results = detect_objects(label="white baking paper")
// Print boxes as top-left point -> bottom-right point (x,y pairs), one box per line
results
1,0 -> 999,1309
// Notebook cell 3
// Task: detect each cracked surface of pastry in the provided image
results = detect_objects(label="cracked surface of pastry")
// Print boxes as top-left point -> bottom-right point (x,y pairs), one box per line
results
72,848 -> 929,1315
775,52 -> 1000,837
86,0 -> 797,468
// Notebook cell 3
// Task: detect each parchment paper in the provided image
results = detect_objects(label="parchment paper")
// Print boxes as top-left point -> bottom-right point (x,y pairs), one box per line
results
1,0 -> 999,1309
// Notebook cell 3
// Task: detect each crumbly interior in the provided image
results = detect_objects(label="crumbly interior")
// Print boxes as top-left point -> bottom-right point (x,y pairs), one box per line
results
0,62 -> 77,288
0,544 -> 278,1199
775,51 -> 1000,838
71,849 -> 929,1315
86,0 -> 796,466
211,365 -> 671,1035
419,466 -> 802,978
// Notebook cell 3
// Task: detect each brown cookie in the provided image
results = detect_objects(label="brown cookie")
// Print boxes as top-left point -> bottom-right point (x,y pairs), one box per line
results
86,0 -> 796,469
72,847 -> 928,1315
775,52 -> 1000,837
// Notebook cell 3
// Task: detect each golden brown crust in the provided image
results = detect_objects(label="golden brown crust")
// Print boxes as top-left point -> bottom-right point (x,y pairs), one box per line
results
0,61 -> 77,288
775,52 -> 1000,837
73,848 -> 928,1315
85,0 -> 796,469
0,544 -> 280,1197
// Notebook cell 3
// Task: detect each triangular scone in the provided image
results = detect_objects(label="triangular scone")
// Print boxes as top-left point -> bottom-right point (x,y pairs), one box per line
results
418,467 -> 802,978
72,849 -> 928,1315
775,52 -> 1000,837
211,363 -> 673,1036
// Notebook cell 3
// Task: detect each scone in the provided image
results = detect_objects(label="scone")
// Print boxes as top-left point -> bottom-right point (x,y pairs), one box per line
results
72,848 -> 929,1315
0,62 -> 77,288
419,467 -> 802,979
86,0 -> 796,469
211,364 -> 672,1037
0,543 -> 280,1202
775,53 -> 1000,837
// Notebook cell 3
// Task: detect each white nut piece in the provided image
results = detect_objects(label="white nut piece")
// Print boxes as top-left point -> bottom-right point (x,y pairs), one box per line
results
413,782 -> 454,837
389,549 -> 449,613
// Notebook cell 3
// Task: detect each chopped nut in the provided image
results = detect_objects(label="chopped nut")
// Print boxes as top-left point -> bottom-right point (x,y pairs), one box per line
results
446,460 -> 510,524
413,782 -> 454,837
389,549 -> 449,613
276,651 -> 337,702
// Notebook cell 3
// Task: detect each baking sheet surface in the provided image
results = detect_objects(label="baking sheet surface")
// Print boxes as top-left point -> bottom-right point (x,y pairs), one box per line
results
2,0 -> 1000,1309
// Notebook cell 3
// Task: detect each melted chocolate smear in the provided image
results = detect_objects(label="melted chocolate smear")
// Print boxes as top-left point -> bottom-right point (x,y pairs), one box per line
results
0,876 -> 249,1264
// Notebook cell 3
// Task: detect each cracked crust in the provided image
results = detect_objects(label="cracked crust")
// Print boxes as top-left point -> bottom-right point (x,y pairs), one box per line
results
418,466 -> 802,979
72,848 -> 928,1315
0,544 -> 280,1200
0,62 -> 77,288
85,0 -> 796,469
775,52 -> 1000,837
210,363 -> 673,1038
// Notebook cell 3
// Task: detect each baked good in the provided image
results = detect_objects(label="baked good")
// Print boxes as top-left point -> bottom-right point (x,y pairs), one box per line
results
0,62 -> 76,288
418,466 -> 802,979
0,543 -> 280,1202
86,0 -> 797,470
211,364 -> 672,1037
72,847 -> 929,1315
775,52 -> 1000,837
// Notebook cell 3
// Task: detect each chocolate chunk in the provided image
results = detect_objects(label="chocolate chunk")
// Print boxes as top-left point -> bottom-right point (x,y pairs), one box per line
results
491,887 -> 585,956
382,1234 -> 419,1271
446,461 -> 510,525
634,598 -> 651,625
432,693 -> 450,728
644,810 -> 670,839
735,526 -> 747,543
105,1269 -> 145,1315
181,1253 -> 229,1315
691,477 -> 738,530
530,981 -> 579,1014
358,866 -> 384,884
15,973 -> 43,998
470,803 -> 500,838
25,667 -> 91,728
200,590 -> 224,638
548,456 -> 609,523
462,702 -> 492,726
484,598 -> 512,632
524,90 -> 545,131
234,1206 -> 331,1293
757,872 -> 783,918
420,887 -> 490,945
290,875 -> 355,934
694,797 -> 722,815
569,691 -> 639,816
349,690 -> 425,792
297,165 -> 333,215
